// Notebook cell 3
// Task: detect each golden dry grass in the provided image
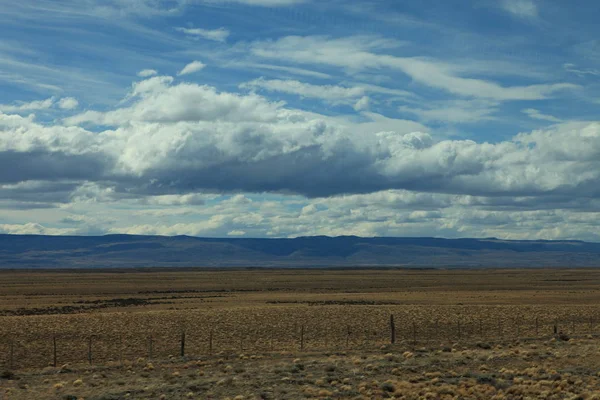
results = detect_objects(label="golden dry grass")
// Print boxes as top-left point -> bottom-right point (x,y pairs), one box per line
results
2,268 -> 600,399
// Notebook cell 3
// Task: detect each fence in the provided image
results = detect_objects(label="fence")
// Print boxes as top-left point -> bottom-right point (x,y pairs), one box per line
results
1,314 -> 596,370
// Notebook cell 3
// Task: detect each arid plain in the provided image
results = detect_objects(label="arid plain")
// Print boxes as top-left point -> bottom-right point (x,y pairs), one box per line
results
2,268 -> 600,399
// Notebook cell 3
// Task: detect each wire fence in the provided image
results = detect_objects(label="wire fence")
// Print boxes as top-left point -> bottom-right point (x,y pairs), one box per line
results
1,314 -> 596,370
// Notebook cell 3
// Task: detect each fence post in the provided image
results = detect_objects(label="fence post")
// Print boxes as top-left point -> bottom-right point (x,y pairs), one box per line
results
119,335 -> 123,366
53,336 -> 57,368
180,332 -> 185,358
88,337 -> 93,365
390,315 -> 396,344
346,325 -> 351,348
10,340 -> 14,370
300,325 -> 305,351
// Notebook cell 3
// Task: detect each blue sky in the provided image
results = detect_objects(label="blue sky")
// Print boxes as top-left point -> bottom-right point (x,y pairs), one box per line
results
1,0 -> 600,240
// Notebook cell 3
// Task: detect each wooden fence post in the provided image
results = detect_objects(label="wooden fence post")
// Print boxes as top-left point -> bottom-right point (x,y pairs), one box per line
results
148,336 -> 153,360
10,340 -> 14,370
346,325 -> 351,349
390,315 -> 396,344
180,332 -> 185,358
119,335 -> 123,366
53,336 -> 57,368
88,337 -> 93,365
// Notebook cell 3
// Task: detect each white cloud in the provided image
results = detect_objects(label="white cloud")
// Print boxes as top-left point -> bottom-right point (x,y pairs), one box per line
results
0,97 -> 54,112
500,0 -> 538,18
563,63 -> 600,77
0,222 -> 77,235
522,108 -> 562,122
241,78 -> 365,100
399,100 -> 499,124
207,0 -> 305,5
58,97 -> 79,110
178,61 -> 206,76
241,78 -> 413,103
137,69 -> 158,77
353,96 -> 370,111
176,26 -> 230,42
251,36 -> 578,101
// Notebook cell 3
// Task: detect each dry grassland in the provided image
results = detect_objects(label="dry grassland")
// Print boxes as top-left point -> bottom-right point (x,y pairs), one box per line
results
2,268 -> 600,399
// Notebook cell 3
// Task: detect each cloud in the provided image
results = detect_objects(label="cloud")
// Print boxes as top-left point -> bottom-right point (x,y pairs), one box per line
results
2,77 -> 600,207
251,36 -> 578,100
207,0 -> 306,5
176,26 -> 230,42
500,0 -> 538,18
241,78 -> 413,103
0,97 -> 54,112
353,96 -> 370,111
522,108 -> 561,122
0,222 -> 77,235
563,63 -> 600,77
241,78 -> 365,100
58,97 -> 79,110
138,69 -> 158,77
399,100 -> 498,124
178,61 -> 206,76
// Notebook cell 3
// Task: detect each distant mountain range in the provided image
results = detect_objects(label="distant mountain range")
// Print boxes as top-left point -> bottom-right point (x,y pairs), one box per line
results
1,234 -> 600,269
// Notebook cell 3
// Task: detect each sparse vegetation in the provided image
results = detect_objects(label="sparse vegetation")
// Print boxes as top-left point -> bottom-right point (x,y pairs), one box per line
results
2,268 -> 600,399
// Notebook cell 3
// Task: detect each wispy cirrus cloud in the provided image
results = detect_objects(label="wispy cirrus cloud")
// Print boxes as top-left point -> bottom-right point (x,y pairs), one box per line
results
499,0 -> 538,18
178,61 -> 206,76
522,108 -> 562,122
251,36 -> 578,101
176,26 -> 230,42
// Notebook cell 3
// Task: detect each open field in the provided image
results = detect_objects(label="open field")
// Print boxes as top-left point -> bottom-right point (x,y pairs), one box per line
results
2,268 -> 600,399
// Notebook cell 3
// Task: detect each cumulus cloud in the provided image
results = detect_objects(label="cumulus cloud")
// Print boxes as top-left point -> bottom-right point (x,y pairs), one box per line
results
3,77 -> 600,210
58,97 -> 79,110
241,78 -> 413,104
176,26 -> 230,42
178,61 -> 206,76
137,69 -> 158,77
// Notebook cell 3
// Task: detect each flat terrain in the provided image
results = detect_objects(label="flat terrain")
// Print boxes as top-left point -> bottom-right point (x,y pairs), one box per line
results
2,268 -> 600,399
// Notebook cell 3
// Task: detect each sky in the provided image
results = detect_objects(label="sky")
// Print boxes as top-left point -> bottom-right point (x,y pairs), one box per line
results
1,0 -> 600,240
